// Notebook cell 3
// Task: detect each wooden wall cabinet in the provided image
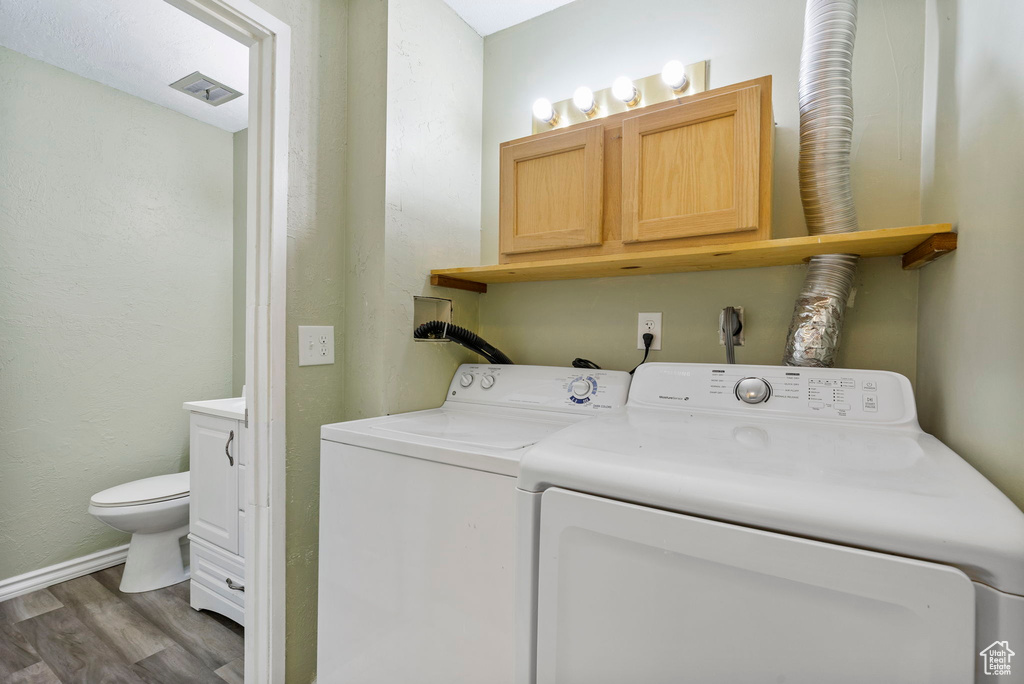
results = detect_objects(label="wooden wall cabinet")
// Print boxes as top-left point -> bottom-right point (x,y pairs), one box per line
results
499,122 -> 604,255
498,76 -> 773,264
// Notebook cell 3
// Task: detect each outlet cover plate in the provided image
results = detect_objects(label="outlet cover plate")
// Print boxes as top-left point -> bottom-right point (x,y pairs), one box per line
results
637,312 -> 663,351
299,325 -> 335,366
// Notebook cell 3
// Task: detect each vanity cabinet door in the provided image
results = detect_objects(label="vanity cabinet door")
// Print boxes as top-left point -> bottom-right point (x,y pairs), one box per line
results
189,413 -> 239,555
499,121 -> 604,257
621,85 -> 763,244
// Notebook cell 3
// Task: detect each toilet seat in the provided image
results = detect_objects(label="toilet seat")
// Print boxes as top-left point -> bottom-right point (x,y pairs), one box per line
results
90,471 -> 190,508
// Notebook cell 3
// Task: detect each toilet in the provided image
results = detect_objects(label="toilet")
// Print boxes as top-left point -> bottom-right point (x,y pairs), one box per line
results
88,472 -> 190,593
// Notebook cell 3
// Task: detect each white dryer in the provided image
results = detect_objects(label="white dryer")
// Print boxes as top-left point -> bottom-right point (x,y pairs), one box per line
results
517,363 -> 1024,684
318,364 -> 631,684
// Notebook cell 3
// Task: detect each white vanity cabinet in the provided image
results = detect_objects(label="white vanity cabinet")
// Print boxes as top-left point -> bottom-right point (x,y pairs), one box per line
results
183,397 -> 246,625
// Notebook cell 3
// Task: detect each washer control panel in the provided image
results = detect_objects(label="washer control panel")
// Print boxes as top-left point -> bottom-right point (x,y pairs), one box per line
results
446,364 -> 631,413
628,363 -> 917,426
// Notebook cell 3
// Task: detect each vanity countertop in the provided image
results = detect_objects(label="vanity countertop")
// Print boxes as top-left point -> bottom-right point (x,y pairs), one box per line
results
182,397 -> 246,421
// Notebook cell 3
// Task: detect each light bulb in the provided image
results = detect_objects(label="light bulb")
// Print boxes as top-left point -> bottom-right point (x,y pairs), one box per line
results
662,60 -> 689,92
612,76 -> 640,106
532,97 -> 557,125
573,86 -> 596,115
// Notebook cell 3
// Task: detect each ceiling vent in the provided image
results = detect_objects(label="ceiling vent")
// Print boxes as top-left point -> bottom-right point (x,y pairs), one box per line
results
169,71 -> 242,107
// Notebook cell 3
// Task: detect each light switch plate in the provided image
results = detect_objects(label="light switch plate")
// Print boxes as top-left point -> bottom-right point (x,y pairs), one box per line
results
298,326 -> 335,366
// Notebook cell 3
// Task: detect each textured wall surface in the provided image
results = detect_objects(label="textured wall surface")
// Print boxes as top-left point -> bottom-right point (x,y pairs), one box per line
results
381,0 -> 484,414
917,0 -> 1024,509
271,0 -> 482,677
244,0 -> 348,682
344,0 -> 389,421
233,129 -> 247,396
480,258 -> 918,378
0,46 -> 234,580
344,0 -> 483,423
477,0 -> 926,377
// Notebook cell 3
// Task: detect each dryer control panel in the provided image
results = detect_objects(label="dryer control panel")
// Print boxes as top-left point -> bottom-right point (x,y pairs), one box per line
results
628,363 -> 917,426
446,364 -> 631,413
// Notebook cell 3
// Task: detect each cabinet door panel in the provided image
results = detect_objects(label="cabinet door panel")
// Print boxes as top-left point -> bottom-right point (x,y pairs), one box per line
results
500,122 -> 603,257
640,113 -> 735,217
189,413 -> 239,554
622,86 -> 760,243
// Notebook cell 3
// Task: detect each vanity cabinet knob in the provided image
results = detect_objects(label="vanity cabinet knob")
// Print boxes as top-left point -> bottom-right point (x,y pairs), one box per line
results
226,578 -> 244,592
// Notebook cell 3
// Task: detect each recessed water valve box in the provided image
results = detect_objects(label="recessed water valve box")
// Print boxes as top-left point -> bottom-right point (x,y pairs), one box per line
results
413,296 -> 453,341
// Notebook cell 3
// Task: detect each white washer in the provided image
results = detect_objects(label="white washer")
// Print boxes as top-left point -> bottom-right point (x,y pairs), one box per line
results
517,362 -> 1024,684
318,364 -> 631,684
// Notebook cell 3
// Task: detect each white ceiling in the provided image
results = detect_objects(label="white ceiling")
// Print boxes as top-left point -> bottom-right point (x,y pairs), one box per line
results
441,0 -> 577,36
0,0 -> 249,132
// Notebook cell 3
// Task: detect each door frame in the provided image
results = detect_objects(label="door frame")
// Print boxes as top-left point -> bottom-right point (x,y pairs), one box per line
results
163,1 -> 289,681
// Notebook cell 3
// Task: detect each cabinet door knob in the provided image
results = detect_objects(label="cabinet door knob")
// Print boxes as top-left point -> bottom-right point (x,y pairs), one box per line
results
226,578 -> 245,592
225,430 -> 234,466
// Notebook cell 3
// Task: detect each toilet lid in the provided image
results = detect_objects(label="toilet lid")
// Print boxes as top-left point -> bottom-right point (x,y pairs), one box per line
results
90,472 -> 190,507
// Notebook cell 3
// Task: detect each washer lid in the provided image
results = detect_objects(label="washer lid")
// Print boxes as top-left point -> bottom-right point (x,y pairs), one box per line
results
90,472 -> 190,507
321,406 -> 590,477
519,408 -> 1024,596
371,410 -> 570,451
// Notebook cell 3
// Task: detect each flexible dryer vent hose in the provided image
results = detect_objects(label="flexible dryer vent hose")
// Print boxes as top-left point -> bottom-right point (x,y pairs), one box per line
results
783,0 -> 861,367
413,321 -> 514,365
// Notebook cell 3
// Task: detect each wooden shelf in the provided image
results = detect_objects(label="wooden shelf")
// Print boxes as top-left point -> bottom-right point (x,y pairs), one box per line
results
430,224 -> 956,293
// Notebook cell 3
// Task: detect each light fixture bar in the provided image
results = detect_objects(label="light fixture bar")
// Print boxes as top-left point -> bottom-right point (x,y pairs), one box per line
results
531,59 -> 708,134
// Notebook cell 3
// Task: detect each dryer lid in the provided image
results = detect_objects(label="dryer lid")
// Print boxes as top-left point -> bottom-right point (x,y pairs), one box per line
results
90,472 -> 190,507
519,408 -> 1024,596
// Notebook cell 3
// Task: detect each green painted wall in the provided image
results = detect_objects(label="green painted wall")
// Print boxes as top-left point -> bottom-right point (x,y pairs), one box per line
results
275,0 -> 484,678
344,0 -> 484,423
244,0 -> 348,681
0,46 -> 234,580
233,129 -> 248,397
917,0 -> 1024,509
477,0 -> 927,379
343,0 -> 389,421
379,0 -> 484,415
479,258 -> 918,378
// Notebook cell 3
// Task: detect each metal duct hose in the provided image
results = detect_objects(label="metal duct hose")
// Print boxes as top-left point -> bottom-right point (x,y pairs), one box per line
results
783,0 -> 860,367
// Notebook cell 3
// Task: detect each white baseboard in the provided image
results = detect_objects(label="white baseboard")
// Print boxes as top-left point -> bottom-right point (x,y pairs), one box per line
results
0,544 -> 130,602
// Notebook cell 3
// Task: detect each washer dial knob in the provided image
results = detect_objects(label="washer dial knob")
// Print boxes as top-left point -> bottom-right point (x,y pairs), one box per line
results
459,373 -> 474,388
480,375 -> 495,390
570,379 -> 593,398
734,377 -> 771,404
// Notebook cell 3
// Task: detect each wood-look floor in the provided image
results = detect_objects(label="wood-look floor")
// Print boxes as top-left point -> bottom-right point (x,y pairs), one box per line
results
0,564 -> 243,683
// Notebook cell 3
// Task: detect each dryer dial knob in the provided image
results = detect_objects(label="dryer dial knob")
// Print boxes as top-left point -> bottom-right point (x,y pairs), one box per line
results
480,375 -> 495,389
459,373 -> 474,388
570,379 -> 593,398
735,377 -> 771,404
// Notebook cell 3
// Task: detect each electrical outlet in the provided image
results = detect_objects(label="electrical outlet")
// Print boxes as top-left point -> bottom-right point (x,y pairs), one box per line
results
298,325 -> 335,366
637,312 -> 663,350
719,307 -> 745,346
